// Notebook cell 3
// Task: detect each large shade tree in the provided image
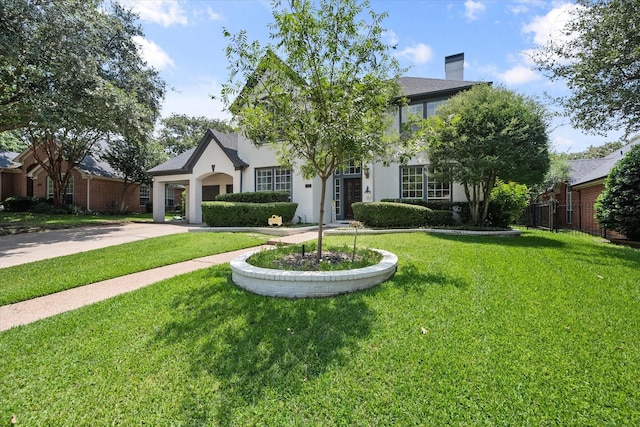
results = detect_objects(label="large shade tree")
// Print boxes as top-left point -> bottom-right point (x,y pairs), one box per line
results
417,84 -> 550,225
0,0 -> 165,206
157,114 -> 235,156
532,0 -> 640,136
221,0 -> 403,257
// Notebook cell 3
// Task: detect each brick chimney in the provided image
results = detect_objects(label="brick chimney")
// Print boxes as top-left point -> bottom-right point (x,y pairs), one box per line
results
445,53 -> 464,80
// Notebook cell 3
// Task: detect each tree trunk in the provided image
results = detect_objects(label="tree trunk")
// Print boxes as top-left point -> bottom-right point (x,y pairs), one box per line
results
316,175 -> 329,259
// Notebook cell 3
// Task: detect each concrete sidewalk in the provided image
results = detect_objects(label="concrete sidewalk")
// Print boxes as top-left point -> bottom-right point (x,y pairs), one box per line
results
0,230 -> 318,332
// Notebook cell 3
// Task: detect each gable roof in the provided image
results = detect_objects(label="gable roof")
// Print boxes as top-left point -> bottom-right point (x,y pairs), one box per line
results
397,76 -> 485,100
0,150 -> 19,169
5,143 -> 122,179
148,129 -> 248,176
568,139 -> 640,187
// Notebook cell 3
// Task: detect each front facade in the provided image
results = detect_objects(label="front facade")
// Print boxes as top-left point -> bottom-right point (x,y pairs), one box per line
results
0,144 -> 150,213
149,54 -> 484,224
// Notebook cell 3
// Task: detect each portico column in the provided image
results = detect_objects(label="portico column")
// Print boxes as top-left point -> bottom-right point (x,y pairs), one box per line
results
188,177 -> 203,223
152,180 -> 166,223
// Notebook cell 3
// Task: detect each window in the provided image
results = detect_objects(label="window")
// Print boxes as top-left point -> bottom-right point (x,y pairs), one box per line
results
226,184 -> 233,194
47,175 -> 74,204
401,104 -> 424,123
165,185 -> 174,207
334,178 -> 341,216
255,167 -> 292,194
426,100 -> 446,118
400,166 -> 451,201
426,167 -> 451,200
401,166 -> 424,199
566,189 -> 573,224
139,184 -> 150,206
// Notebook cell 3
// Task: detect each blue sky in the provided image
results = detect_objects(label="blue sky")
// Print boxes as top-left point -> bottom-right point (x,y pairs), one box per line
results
118,0 -> 623,153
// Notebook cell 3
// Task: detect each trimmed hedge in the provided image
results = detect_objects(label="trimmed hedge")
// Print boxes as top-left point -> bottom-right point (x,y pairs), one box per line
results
381,199 -> 470,223
2,196 -> 52,212
215,191 -> 290,203
352,202 -> 430,228
202,201 -> 298,227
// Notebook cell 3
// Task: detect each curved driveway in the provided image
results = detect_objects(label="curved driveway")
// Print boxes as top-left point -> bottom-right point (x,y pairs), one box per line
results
0,222 -> 192,269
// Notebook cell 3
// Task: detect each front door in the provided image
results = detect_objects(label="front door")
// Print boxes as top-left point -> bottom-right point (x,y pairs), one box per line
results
343,178 -> 362,220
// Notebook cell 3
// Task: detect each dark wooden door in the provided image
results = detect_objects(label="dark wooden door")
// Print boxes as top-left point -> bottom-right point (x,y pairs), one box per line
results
343,178 -> 362,220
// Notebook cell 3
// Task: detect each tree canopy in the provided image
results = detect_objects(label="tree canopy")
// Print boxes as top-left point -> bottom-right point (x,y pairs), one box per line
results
532,0 -> 640,136
221,0 -> 403,256
0,0 -> 165,206
420,84 -> 550,225
157,114 -> 235,156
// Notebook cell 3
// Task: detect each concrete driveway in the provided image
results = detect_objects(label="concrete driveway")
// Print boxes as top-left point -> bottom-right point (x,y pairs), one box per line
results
0,222 -> 194,269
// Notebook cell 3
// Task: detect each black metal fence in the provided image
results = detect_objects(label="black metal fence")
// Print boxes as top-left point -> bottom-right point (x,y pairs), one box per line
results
517,201 -> 607,237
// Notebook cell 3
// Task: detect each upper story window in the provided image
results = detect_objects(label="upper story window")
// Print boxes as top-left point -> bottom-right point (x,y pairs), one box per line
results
399,99 -> 447,130
335,159 -> 361,176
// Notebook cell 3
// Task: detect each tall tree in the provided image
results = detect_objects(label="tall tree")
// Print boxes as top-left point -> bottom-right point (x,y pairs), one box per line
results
417,84 -> 550,225
157,114 -> 235,156
0,0 -> 165,206
221,0 -> 403,257
532,0 -> 640,136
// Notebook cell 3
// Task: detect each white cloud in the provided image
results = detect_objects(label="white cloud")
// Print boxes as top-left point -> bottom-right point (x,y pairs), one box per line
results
497,65 -> 542,85
207,7 -> 222,21
133,36 -> 174,70
464,0 -> 486,21
522,2 -> 580,46
396,43 -> 433,65
161,77 -> 231,121
119,0 -> 188,27
384,30 -> 399,47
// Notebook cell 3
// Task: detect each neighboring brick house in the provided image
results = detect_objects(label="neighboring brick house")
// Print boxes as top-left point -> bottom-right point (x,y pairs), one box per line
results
0,144 -> 159,213
150,53 -> 486,224
541,139 -> 639,238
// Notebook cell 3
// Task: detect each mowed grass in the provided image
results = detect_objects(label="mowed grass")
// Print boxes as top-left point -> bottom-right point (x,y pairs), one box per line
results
1,230 -> 639,425
0,232 -> 270,305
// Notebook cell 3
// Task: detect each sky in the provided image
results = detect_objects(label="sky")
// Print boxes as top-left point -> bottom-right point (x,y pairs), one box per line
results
117,0 -> 624,154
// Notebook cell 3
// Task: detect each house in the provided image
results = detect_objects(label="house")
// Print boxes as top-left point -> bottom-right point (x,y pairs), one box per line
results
149,54 -> 484,224
539,139 -> 639,237
0,144 -> 156,213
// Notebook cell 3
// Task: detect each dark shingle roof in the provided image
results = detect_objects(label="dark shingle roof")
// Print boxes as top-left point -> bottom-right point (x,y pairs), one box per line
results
0,150 -> 19,169
568,139 -> 640,186
148,129 -> 249,176
397,76 -> 485,99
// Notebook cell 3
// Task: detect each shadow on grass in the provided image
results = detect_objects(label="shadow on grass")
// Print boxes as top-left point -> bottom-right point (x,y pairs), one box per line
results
156,265 -> 374,424
427,231 -> 567,249
393,261 -> 469,290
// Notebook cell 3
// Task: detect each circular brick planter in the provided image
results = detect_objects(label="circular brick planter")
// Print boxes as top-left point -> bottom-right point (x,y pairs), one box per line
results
230,249 -> 398,298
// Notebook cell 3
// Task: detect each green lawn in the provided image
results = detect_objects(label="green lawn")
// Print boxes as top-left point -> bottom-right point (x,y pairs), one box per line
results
0,212 -> 164,235
1,230 -> 639,425
0,232 -> 270,305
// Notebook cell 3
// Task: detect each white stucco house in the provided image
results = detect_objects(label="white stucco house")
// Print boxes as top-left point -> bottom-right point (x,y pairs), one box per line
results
148,53 -> 484,224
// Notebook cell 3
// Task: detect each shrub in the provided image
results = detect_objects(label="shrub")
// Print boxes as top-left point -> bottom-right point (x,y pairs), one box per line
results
352,202 -> 430,228
425,209 -> 456,227
202,201 -> 298,227
381,199 -> 470,223
488,181 -> 529,228
3,196 -> 36,212
595,144 -> 640,240
215,191 -> 290,203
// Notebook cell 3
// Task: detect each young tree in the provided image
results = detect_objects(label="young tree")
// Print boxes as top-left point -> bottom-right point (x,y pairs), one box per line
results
157,114 -> 235,156
0,0 -> 165,206
101,137 -> 167,213
221,0 -> 403,257
419,84 -> 550,225
595,144 -> 640,240
532,0 -> 640,136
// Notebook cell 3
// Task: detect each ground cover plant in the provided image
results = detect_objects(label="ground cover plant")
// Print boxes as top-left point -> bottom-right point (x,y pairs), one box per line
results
1,230 -> 639,425
247,243 -> 382,271
0,232 -> 270,305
